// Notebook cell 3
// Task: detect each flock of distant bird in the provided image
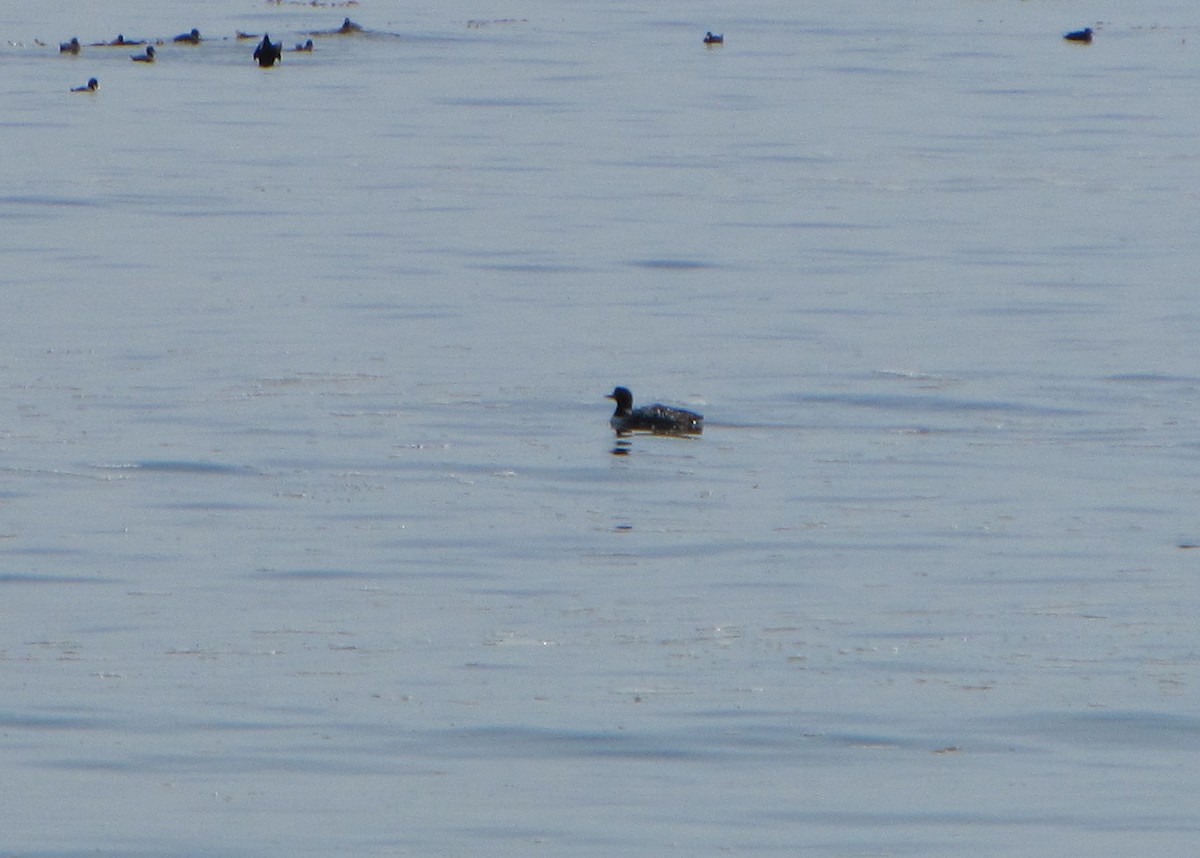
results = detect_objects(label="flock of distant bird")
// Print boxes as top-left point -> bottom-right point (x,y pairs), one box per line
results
55,17 -> 365,91
57,20 -> 1096,93
56,21 -> 729,93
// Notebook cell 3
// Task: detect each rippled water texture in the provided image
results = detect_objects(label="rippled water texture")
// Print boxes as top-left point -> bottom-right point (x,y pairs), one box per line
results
2,0 -> 1199,854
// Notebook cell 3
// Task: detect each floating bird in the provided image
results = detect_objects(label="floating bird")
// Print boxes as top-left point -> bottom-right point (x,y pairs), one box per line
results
174,28 -> 201,44
92,34 -> 144,46
606,386 -> 703,435
704,32 -> 724,45
1063,27 -> 1093,43
131,45 -> 155,62
60,37 -> 81,54
254,33 -> 282,66
307,17 -> 363,36
70,77 -> 98,92
293,39 -> 314,52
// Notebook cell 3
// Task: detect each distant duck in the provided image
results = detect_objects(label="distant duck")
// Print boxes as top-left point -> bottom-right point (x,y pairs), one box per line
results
1063,27 -> 1093,43
131,45 -> 155,62
60,37 -> 81,54
703,31 -> 724,45
70,77 -> 99,92
173,28 -> 201,44
253,33 -> 282,66
293,39 -> 314,52
307,17 -> 363,36
236,31 -> 259,40
607,386 -> 704,435
92,34 -> 143,46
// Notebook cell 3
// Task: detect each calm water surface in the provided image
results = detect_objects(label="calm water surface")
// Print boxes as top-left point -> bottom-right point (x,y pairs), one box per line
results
2,1 -> 1199,855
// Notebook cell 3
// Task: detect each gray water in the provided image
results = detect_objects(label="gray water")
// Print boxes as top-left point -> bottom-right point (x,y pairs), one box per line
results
3,1 -> 1199,855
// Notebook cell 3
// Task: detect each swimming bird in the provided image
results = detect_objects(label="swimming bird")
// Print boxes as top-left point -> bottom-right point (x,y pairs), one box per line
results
293,39 -> 314,52
306,17 -> 363,36
92,34 -> 143,46
131,45 -> 155,62
253,33 -> 282,66
70,77 -> 99,92
704,32 -> 724,45
60,37 -> 81,54
1063,27 -> 1093,43
607,386 -> 703,435
174,28 -> 201,44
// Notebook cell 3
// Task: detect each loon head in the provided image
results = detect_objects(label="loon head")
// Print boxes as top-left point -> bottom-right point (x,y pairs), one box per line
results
606,387 -> 634,415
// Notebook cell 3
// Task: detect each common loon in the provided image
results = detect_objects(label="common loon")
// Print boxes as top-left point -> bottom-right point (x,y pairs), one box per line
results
254,33 -> 282,66
71,77 -> 99,92
60,37 -> 81,54
607,386 -> 703,435
1063,27 -> 1093,43
131,45 -> 155,62
174,28 -> 201,44
703,32 -> 724,45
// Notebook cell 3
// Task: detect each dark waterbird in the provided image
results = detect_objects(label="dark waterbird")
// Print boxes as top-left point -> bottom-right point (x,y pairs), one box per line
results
254,33 -> 282,66
70,77 -> 99,92
1063,27 -> 1093,43
293,39 -> 314,52
91,34 -> 144,46
174,28 -> 201,44
607,387 -> 703,436
703,31 -> 724,45
131,45 -> 155,62
306,17 -> 363,36
60,37 -> 81,54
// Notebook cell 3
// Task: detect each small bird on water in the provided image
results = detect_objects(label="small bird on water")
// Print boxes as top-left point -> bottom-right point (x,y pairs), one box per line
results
71,77 -> 99,92
607,386 -> 703,435
92,34 -> 143,46
254,33 -> 282,66
703,32 -> 724,45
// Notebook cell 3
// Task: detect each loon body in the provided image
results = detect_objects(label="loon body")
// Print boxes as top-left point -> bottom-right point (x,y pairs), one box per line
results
607,386 -> 703,435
